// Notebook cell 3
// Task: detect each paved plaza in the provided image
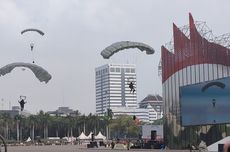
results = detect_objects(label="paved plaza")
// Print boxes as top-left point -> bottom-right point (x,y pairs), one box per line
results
6,145 -> 192,152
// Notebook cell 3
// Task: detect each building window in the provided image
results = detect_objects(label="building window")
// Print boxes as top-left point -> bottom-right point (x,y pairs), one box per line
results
125,68 -> 130,73
110,68 -> 115,72
103,69 -> 106,74
116,68 -> 120,72
96,71 -> 99,76
131,68 -> 135,73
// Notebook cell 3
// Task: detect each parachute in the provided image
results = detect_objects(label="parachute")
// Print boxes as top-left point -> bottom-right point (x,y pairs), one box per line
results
0,62 -> 52,83
100,41 -> 155,59
21,28 -> 45,36
201,81 -> 226,92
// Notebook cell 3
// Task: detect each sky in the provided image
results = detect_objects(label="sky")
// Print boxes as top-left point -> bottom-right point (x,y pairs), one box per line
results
0,0 -> 230,115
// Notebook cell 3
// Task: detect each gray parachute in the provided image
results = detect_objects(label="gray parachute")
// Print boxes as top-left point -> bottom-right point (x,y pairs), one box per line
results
21,28 -> 45,36
100,41 -> 155,59
0,62 -> 52,83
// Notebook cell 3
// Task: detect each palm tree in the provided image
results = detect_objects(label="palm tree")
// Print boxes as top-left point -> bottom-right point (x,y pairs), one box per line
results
109,115 -> 139,138
66,115 -> 76,138
49,115 -> 61,137
104,108 -> 113,139
72,111 -> 81,137
14,115 -> 21,142
78,115 -> 86,134
27,115 -> 37,142
1,113 -> 12,140
36,110 -> 50,139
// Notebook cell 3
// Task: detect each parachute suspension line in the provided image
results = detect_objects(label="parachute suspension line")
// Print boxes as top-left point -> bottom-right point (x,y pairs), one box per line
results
30,43 -> 35,63
134,52 -> 138,64
32,51 -> 35,63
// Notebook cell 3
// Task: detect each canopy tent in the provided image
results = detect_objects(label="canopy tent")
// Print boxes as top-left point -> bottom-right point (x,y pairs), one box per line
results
78,131 -> 106,140
25,137 -> 31,142
87,132 -> 93,139
95,131 -> 106,140
77,132 -> 88,140
62,136 -> 76,142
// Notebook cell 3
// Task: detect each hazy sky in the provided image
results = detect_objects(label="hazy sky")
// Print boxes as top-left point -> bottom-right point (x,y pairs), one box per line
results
0,0 -> 229,114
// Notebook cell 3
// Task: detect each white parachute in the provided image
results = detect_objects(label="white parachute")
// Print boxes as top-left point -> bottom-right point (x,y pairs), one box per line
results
0,62 -> 52,83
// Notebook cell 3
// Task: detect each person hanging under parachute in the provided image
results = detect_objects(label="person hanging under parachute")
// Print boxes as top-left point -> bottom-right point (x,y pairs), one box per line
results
21,28 -> 45,63
127,77 -> 136,93
100,41 -> 155,94
18,95 -> 27,111
128,81 -> 136,93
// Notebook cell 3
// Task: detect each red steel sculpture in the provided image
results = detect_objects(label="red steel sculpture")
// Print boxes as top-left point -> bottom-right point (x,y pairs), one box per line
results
161,13 -> 230,83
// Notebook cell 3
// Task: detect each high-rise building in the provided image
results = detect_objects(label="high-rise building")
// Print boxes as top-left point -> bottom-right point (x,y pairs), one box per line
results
95,64 -> 137,115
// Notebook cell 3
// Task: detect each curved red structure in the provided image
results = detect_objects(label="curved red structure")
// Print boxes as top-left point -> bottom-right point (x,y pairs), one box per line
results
162,13 -> 230,83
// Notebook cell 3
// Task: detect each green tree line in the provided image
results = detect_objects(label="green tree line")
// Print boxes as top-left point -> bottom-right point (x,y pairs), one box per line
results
0,110 -> 140,142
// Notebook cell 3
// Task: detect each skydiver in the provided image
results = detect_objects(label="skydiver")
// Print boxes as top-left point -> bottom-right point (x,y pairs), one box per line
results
30,43 -> 34,51
128,82 -> 135,93
18,97 -> 27,111
212,99 -> 216,108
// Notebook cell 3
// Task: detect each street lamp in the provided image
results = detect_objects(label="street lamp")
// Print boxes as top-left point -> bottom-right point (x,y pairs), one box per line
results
1,98 -> 4,110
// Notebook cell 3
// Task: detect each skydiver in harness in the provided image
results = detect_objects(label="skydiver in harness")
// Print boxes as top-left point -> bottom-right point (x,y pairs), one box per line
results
128,81 -> 136,93
18,96 -> 27,111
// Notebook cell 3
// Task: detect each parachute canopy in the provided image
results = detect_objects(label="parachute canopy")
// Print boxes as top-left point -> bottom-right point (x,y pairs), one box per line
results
202,81 -> 226,92
0,62 -> 52,83
100,41 -> 155,59
21,28 -> 45,36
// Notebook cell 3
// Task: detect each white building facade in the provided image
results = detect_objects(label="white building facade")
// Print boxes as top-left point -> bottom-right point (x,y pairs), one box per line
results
112,105 -> 158,123
95,64 -> 137,115
139,94 -> 164,120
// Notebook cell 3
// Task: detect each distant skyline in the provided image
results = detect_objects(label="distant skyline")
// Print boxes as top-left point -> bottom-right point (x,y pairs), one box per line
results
0,0 -> 230,114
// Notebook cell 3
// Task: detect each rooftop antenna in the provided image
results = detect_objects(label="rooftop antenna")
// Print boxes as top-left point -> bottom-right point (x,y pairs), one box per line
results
9,101 -> 11,110
1,98 -> 3,110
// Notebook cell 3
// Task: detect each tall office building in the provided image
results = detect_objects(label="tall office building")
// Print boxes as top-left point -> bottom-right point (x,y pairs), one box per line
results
95,64 -> 137,115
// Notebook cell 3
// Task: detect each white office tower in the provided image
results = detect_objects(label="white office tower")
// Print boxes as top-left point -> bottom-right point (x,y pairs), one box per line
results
95,64 -> 137,115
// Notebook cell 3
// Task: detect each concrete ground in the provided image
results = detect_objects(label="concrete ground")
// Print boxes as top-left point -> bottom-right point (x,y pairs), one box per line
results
6,145 -> 193,152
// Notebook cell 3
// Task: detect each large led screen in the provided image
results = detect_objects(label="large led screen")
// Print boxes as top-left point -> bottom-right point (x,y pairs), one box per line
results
180,77 -> 230,126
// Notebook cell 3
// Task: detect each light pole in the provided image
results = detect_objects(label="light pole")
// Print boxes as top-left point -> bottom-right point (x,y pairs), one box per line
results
104,90 -> 110,140
1,98 -> 4,110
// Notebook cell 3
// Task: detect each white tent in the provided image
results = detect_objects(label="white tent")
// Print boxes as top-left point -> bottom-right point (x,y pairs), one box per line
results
62,136 -> 76,142
77,132 -> 88,140
87,132 -> 93,139
95,131 -> 106,140
25,137 -> 31,142
208,136 -> 230,151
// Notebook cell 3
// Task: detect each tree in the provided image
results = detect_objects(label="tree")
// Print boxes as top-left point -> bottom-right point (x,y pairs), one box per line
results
27,115 -> 37,142
37,110 -> 50,139
109,115 -> 140,139
107,108 -> 113,120
14,115 -> 22,142
153,117 -> 164,125
0,113 -> 12,140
